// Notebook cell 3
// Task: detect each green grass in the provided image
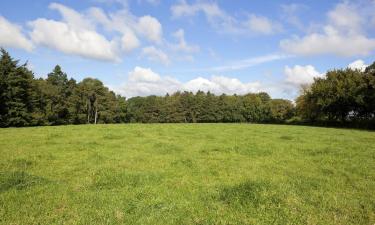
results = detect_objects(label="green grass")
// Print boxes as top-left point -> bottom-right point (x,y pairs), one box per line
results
0,124 -> 374,225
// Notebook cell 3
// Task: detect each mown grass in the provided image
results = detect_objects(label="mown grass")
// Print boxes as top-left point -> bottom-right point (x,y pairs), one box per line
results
0,124 -> 374,224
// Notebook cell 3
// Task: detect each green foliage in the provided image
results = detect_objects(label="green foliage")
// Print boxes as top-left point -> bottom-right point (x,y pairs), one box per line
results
0,49 -> 127,127
0,49 -> 35,127
124,92 -> 288,123
0,49 -> 295,127
269,99 -> 295,122
296,64 -> 375,125
2,48 -> 373,128
0,124 -> 374,224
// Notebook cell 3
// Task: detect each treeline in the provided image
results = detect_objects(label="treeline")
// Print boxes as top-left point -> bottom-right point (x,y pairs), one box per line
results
1,48 -> 374,128
0,49 -> 294,126
126,92 -> 294,123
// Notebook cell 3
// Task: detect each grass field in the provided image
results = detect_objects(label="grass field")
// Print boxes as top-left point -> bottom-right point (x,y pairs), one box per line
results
0,124 -> 374,225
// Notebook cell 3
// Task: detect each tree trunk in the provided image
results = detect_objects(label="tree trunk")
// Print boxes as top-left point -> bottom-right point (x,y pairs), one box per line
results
94,108 -> 98,124
87,101 -> 90,124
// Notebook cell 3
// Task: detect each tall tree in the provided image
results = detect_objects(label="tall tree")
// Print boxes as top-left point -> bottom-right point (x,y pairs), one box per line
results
0,49 -> 34,127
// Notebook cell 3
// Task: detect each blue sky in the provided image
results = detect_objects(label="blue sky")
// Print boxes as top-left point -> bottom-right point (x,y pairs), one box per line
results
0,0 -> 374,99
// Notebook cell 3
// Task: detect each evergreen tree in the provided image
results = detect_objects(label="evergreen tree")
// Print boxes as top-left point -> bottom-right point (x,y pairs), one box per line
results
0,49 -> 34,127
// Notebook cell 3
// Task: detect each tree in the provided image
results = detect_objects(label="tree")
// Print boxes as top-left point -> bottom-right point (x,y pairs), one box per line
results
269,99 -> 295,122
45,65 -> 72,125
0,49 -> 35,127
79,78 -> 107,124
296,64 -> 375,123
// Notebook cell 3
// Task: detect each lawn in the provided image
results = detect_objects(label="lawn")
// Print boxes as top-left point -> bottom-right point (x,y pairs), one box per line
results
0,124 -> 374,224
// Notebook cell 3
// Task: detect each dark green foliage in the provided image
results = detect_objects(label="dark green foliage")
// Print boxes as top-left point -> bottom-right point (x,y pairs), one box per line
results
296,64 -> 375,125
0,49 -> 298,126
0,49 -> 35,127
269,99 -> 295,122
0,49 -> 127,127
2,48 -> 374,127
125,92 -> 289,123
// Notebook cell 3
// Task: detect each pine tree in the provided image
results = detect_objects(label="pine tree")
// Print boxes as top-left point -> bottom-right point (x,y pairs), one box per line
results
0,49 -> 34,127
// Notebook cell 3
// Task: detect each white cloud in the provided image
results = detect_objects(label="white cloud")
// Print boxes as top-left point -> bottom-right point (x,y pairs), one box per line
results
88,6 -> 163,45
113,66 -> 263,97
28,3 -> 121,61
137,15 -> 163,44
29,18 -> 118,61
0,16 -> 33,51
171,29 -> 199,53
284,65 -> 324,86
280,2 -> 375,56
141,46 -> 170,65
121,30 -> 140,52
327,2 -> 363,34
348,59 -> 368,72
49,3 -> 93,30
128,66 -> 161,82
183,76 -> 261,95
26,2 -> 165,60
115,66 -> 181,97
171,1 -> 281,36
280,30 -> 375,56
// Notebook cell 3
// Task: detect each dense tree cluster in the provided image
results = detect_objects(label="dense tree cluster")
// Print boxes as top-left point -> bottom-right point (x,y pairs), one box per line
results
296,63 -> 375,126
1,48 -> 374,128
0,49 -> 126,127
0,49 -> 295,127
125,92 -> 294,123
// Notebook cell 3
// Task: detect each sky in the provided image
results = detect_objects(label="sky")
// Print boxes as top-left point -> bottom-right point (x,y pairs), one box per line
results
0,0 -> 374,100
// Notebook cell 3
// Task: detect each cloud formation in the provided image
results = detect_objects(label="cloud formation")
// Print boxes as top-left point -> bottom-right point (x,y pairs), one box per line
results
171,1 -> 281,35
284,65 -> 324,86
25,2 -> 165,61
141,46 -> 170,65
280,2 -> 375,56
348,59 -> 368,72
0,16 -> 33,51
113,66 -> 262,97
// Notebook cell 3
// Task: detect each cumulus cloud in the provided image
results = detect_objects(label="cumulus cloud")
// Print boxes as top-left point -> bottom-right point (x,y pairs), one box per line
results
137,15 -> 163,43
280,2 -> 375,56
284,65 -> 324,86
171,1 -> 281,36
120,30 -> 140,52
29,18 -> 119,61
0,16 -> 33,51
348,59 -> 368,72
26,2 -> 164,61
88,7 -> 162,44
113,66 -> 263,97
115,66 -> 181,97
28,3 -> 122,61
183,76 -> 261,94
141,46 -> 170,65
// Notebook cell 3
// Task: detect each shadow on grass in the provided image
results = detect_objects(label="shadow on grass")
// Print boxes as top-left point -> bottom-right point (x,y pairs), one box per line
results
0,171 -> 50,192
218,180 -> 282,207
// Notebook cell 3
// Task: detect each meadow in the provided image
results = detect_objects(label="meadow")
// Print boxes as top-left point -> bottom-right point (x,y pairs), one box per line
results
0,124 -> 374,225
